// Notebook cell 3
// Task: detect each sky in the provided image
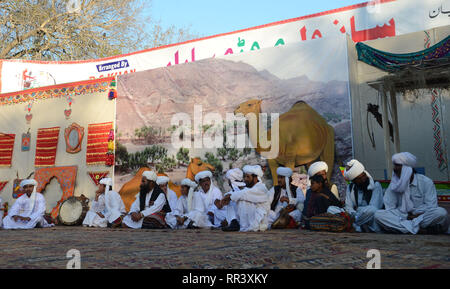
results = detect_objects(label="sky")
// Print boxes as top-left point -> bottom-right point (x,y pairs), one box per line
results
145,0 -> 366,39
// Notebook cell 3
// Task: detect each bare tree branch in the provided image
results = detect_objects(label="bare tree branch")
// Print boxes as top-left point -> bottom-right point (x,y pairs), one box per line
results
0,0 -> 198,61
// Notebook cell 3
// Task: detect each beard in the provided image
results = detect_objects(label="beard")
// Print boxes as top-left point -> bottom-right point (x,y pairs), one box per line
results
140,182 -> 151,195
355,177 -> 370,192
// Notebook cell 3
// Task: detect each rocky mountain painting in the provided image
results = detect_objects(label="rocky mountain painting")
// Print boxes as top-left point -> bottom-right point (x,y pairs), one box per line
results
115,37 -> 352,195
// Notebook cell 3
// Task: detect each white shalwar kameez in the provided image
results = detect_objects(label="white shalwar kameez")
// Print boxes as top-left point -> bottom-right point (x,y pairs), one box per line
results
83,193 -> 107,227
122,189 -> 166,229
166,195 -> 191,229
268,186 -> 304,227
230,182 -> 270,232
375,173 -> 448,234
210,196 -> 238,228
3,192 -> 54,229
187,185 -> 222,228
375,152 -> 448,234
166,188 -> 178,212
344,180 -> 384,232
83,190 -> 126,227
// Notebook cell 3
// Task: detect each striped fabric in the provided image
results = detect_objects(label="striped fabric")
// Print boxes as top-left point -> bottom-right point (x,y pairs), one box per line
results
35,127 -> 60,167
0,181 -> 8,194
0,134 -> 15,167
86,122 -> 113,165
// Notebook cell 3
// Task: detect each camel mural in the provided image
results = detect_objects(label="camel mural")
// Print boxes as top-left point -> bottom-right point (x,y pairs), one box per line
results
234,99 -> 335,185
118,158 -> 214,211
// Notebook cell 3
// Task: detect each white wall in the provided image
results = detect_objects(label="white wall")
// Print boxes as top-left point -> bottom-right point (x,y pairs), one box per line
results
0,85 -> 115,212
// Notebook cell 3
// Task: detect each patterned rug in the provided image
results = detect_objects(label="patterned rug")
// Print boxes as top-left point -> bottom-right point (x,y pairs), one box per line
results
0,227 -> 448,269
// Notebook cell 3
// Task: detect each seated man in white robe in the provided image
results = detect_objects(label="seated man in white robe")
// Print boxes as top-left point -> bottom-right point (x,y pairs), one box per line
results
268,167 -> 305,229
122,171 -> 171,229
343,160 -> 384,233
3,179 -> 54,229
210,194 -> 238,230
375,152 -> 449,234
83,178 -> 126,228
157,176 -> 178,212
223,165 -> 270,232
166,178 -> 197,229
188,170 -> 222,228
219,168 -> 245,231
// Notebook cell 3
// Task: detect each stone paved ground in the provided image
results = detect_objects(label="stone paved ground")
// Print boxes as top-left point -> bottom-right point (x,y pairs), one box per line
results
0,227 -> 448,269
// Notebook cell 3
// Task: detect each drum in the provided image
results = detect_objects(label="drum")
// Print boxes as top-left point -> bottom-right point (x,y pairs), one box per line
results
58,195 -> 89,226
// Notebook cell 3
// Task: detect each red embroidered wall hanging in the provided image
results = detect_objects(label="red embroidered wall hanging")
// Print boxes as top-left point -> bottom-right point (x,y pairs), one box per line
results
0,134 -> 15,167
86,122 -> 113,165
35,127 -> 60,167
0,181 -> 8,194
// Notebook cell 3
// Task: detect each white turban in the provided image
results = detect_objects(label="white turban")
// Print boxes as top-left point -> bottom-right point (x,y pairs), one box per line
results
195,170 -> 212,183
99,177 -> 113,195
99,177 -> 112,187
308,161 -> 328,177
276,167 -> 292,177
277,167 -> 294,200
392,152 -> 417,167
181,178 -> 197,188
20,179 -> 38,213
142,170 -> 157,182
389,152 -> 417,215
181,178 -> 197,212
243,165 -> 264,182
156,176 -> 170,186
20,179 -> 38,188
225,168 -> 246,191
344,160 -> 365,181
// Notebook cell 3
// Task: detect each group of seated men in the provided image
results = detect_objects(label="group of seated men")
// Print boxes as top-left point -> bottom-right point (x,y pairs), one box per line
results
1,152 -> 449,234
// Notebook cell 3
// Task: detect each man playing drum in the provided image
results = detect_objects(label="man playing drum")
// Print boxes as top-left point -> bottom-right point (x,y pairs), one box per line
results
2,179 -> 54,229
83,178 -> 126,228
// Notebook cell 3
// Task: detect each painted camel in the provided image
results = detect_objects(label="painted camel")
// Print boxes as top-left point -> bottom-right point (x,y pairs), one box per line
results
118,158 -> 215,211
234,99 -> 334,185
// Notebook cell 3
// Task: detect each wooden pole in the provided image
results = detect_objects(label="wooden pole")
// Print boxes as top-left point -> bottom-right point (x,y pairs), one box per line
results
381,86 -> 392,179
389,87 -> 401,154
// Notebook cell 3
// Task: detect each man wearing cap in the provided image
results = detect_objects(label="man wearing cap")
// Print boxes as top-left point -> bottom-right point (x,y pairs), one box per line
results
156,175 -> 178,212
375,152 -> 449,234
82,178 -> 126,228
268,167 -> 305,229
343,160 -> 383,233
3,179 -> 54,229
166,178 -> 197,229
188,170 -> 222,228
122,170 -> 171,229
222,165 -> 270,232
